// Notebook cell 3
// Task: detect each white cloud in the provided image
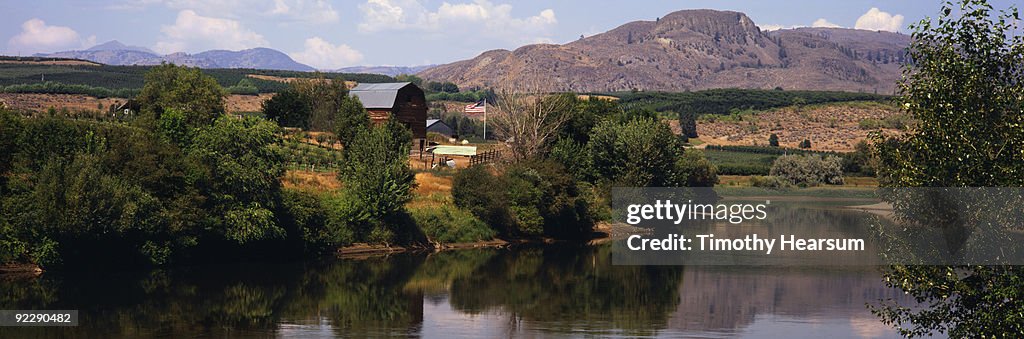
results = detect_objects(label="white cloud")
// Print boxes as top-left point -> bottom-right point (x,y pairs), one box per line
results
358,0 -> 557,44
154,10 -> 269,54
854,8 -> 904,32
264,0 -> 339,24
6,19 -> 96,54
812,18 -> 841,28
289,37 -> 364,69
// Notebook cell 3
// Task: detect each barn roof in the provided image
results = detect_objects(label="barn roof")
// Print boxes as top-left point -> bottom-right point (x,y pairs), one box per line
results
349,82 -> 413,109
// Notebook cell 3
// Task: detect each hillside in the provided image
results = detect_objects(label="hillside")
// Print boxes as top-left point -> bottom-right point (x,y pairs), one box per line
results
36,41 -> 315,71
418,9 -> 910,93
337,65 -> 437,76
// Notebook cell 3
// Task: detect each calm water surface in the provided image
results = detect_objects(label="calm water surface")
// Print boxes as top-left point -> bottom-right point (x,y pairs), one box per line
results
1,201 -> 928,338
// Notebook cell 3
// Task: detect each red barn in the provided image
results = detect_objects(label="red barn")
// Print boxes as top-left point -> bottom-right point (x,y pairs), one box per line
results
349,82 -> 427,142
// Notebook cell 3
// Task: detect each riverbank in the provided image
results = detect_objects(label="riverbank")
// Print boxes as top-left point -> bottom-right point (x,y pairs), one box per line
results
338,223 -> 613,259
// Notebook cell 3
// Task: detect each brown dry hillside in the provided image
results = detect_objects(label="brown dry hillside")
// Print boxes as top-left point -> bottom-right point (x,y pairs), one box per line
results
695,102 -> 908,152
419,9 -> 909,93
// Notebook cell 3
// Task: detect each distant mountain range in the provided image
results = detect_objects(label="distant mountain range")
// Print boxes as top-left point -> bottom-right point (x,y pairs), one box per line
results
38,41 -> 315,71
418,9 -> 911,93
336,65 -> 437,76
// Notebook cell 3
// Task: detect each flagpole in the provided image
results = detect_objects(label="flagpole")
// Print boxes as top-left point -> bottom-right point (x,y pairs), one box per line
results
482,99 -> 487,142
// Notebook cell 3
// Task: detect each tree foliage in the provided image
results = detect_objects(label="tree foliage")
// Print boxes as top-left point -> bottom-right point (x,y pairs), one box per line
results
262,89 -> 311,129
871,1 -> 1024,336
588,118 -> 680,187
137,63 -> 226,122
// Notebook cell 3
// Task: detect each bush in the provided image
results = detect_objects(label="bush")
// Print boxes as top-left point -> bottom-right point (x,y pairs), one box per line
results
675,149 -> 719,187
769,154 -> 845,187
769,133 -> 779,147
452,161 -> 595,239
411,205 -> 495,243
452,166 -> 513,235
748,175 -> 790,188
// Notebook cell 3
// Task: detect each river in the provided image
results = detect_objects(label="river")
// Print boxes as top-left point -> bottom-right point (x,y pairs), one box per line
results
1,197 -> 932,338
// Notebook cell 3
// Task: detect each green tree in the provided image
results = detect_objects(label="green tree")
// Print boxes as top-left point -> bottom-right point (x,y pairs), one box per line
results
768,133 -> 779,147
290,76 -> 351,132
871,1 -> 1024,337
187,116 -> 286,244
588,118 -> 680,186
334,96 -> 369,146
262,89 -> 312,129
678,111 -> 698,138
137,63 -> 226,124
394,74 -> 423,87
337,120 -> 414,243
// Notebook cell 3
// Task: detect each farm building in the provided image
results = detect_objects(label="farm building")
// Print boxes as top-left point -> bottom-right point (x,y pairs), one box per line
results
349,82 -> 427,142
426,119 -> 454,137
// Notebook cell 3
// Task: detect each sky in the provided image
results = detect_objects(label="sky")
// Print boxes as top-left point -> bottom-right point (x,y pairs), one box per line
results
0,0 -> 1018,70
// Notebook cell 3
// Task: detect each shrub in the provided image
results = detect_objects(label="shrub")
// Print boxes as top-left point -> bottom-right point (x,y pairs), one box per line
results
675,149 -> 719,187
748,175 -> 790,188
411,205 -> 495,243
452,166 -> 513,235
769,133 -> 779,147
769,154 -> 844,187
452,161 -> 595,239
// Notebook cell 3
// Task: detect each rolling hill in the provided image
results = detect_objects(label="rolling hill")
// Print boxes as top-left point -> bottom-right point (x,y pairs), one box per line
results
418,9 -> 911,93
37,41 -> 315,71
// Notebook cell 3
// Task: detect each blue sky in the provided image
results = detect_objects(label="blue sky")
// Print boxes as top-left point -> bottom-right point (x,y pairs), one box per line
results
0,0 -> 1017,69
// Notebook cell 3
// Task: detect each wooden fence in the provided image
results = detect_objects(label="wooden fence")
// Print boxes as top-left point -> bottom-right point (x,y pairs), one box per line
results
470,149 -> 501,166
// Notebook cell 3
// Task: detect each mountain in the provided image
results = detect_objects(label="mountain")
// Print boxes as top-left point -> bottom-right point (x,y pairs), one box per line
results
418,9 -> 911,93
38,44 -> 314,71
194,48 -> 314,71
336,65 -> 437,76
86,40 -> 155,54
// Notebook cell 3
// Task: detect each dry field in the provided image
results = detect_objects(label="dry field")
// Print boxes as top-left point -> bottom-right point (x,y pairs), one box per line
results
225,93 -> 274,112
0,93 -> 125,113
281,170 -> 341,192
0,93 -> 272,114
695,102 -> 907,152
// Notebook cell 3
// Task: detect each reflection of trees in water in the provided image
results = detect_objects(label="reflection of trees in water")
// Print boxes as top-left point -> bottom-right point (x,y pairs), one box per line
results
0,264 -> 307,337
0,258 -> 430,338
668,266 -> 911,333
444,245 -> 684,336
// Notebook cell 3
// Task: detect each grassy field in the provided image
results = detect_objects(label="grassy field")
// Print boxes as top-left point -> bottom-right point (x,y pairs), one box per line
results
704,149 -> 776,175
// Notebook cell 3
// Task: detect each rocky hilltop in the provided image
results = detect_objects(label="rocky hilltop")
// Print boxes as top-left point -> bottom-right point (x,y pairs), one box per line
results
418,10 -> 910,93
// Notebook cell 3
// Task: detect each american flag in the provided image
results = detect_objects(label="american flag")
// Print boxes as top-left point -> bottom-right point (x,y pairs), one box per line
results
465,100 -> 486,113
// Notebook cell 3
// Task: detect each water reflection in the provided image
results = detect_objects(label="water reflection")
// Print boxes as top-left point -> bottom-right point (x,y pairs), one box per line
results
0,245 -> 917,338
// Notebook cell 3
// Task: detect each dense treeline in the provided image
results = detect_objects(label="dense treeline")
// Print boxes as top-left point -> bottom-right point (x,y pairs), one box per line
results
613,88 -> 890,116
0,63 -> 395,96
0,82 -> 139,98
0,64 -> 410,268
